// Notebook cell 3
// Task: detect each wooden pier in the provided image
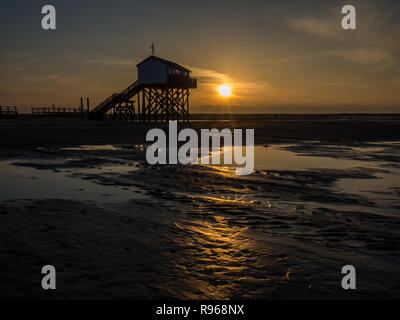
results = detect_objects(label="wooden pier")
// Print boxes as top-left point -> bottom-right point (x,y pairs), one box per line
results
31,107 -> 82,117
31,97 -> 90,118
0,106 -> 18,118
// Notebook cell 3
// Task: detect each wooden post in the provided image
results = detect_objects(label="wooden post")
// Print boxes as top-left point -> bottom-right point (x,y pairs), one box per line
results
87,97 -> 90,114
165,89 -> 169,123
137,92 -> 141,121
80,97 -> 83,119
142,90 -> 145,122
187,89 -> 190,121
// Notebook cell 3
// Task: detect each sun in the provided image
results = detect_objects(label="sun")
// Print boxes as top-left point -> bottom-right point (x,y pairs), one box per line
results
218,84 -> 232,97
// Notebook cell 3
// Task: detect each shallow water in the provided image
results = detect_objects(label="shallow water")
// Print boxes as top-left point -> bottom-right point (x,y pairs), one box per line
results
1,143 -> 399,210
260,144 -> 400,215
1,141 -> 399,299
212,144 -> 400,216
254,145 -> 364,170
0,160 -> 146,201
60,144 -> 123,151
204,144 -> 366,171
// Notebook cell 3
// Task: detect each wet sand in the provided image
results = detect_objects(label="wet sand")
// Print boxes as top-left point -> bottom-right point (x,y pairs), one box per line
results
0,115 -> 400,299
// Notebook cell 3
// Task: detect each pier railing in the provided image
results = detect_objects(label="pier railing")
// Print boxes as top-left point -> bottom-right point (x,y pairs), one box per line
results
31,107 -> 82,117
0,106 -> 18,118
167,75 -> 197,88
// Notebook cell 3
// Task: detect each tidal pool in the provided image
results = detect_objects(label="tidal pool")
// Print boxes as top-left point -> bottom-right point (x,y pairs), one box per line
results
0,160 -> 146,202
1,141 -> 399,299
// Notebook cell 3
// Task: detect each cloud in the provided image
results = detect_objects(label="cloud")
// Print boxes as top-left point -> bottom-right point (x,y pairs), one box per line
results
83,56 -> 137,68
329,47 -> 394,65
287,16 -> 341,39
185,65 -> 228,83
186,65 -> 308,107
286,1 -> 400,71
317,80 -> 373,90
287,1 -> 400,46
258,53 -> 315,65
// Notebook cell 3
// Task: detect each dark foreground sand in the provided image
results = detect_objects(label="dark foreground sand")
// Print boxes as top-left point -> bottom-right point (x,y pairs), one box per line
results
0,115 -> 400,299
1,114 -> 400,148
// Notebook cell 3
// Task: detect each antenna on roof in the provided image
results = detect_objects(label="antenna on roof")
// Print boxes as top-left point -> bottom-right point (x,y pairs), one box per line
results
151,43 -> 155,56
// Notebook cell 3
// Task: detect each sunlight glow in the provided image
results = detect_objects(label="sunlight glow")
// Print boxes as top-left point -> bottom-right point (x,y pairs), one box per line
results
218,84 -> 232,97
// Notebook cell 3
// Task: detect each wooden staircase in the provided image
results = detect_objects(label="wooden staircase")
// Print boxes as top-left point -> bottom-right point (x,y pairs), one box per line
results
89,81 -> 141,119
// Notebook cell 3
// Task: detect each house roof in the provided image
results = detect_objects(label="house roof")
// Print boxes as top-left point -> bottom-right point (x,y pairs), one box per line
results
136,55 -> 191,73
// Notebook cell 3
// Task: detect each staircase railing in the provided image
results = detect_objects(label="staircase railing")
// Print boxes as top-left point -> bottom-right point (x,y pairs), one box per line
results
120,81 -> 138,98
91,81 -> 139,116
91,93 -> 120,114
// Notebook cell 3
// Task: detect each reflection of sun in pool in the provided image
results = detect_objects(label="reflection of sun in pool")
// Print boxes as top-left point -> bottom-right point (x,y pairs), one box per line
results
218,84 -> 232,97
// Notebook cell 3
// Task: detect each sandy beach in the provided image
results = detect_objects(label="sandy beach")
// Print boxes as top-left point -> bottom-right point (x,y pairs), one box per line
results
1,115 -> 400,299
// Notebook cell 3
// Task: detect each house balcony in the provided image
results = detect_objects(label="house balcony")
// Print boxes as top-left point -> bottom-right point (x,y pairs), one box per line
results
167,74 -> 197,88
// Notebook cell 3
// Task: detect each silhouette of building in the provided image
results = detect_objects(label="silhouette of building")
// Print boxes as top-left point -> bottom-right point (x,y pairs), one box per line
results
90,55 -> 197,121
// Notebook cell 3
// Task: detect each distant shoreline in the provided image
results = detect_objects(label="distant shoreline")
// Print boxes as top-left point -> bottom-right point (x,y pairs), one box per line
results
6,112 -> 400,118
190,113 -> 400,120
1,116 -> 400,150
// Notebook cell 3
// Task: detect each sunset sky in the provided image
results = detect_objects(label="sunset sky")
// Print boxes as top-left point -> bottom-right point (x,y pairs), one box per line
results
1,0 -> 399,113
